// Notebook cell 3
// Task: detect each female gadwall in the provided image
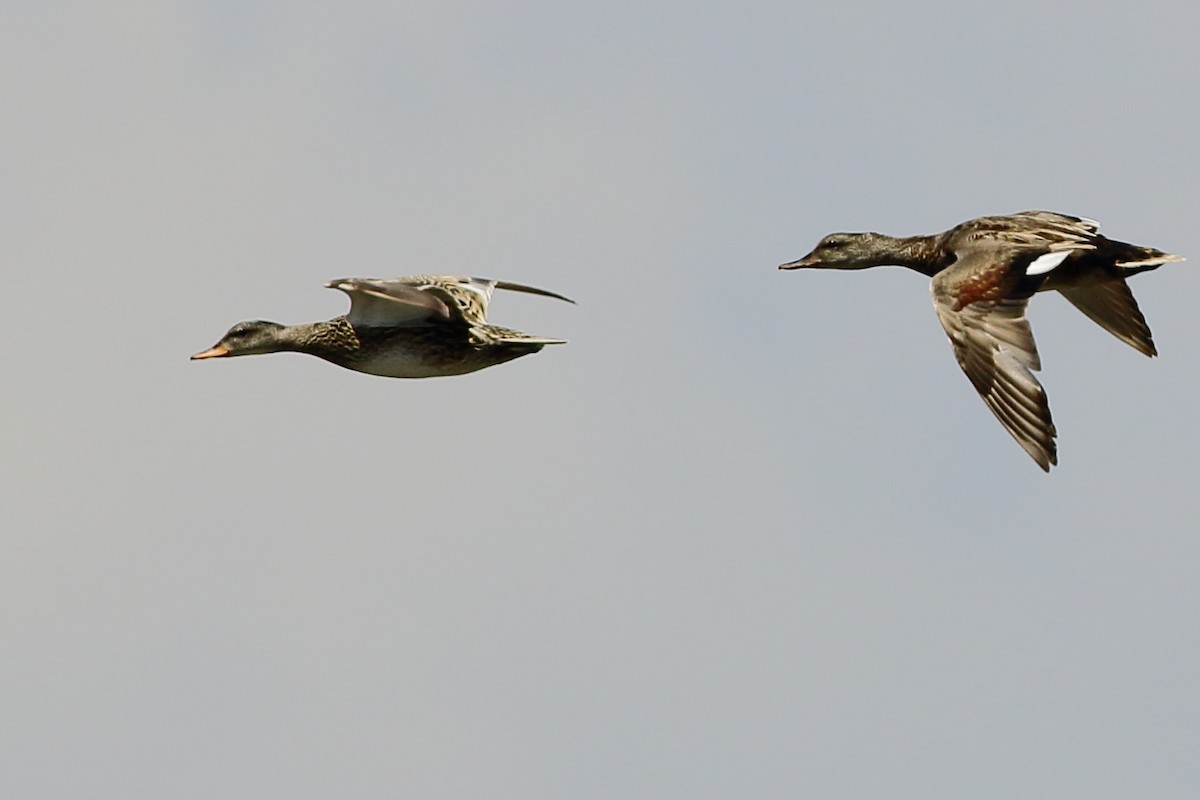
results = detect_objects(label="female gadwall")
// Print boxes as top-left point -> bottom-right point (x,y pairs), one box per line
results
780,210 -> 1183,470
192,275 -> 573,378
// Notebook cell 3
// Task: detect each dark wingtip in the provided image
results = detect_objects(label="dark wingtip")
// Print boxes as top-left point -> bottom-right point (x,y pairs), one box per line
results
493,280 -> 576,305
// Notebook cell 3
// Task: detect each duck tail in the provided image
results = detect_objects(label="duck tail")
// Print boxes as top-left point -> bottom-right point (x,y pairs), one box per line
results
472,324 -> 567,346
1103,240 -> 1185,275
498,334 -> 568,346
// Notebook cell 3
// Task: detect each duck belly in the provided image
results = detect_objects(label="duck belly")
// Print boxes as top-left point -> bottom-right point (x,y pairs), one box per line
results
347,348 -> 488,378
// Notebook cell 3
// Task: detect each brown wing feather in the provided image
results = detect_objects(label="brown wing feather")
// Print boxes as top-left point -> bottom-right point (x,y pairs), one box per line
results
399,276 -> 573,328
1007,210 -> 1101,237
949,212 -> 1099,256
932,256 -> 1058,471
326,278 -> 453,328
1057,280 -> 1156,357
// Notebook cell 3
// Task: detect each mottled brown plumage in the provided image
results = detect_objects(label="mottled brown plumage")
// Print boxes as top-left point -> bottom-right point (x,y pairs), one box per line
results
780,211 -> 1184,470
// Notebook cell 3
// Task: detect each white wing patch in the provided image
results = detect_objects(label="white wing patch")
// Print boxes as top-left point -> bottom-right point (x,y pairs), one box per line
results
1025,250 -> 1072,276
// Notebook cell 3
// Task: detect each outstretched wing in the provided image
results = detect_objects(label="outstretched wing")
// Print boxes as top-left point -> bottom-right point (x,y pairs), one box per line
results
932,255 -> 1058,471
387,275 -> 573,327
493,280 -> 575,305
327,275 -> 571,329
328,274 -> 572,348
1058,280 -> 1157,357
326,278 -> 454,328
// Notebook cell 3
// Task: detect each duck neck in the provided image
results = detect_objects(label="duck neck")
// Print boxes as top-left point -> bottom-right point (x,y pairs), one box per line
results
875,234 -> 947,276
284,319 -> 360,357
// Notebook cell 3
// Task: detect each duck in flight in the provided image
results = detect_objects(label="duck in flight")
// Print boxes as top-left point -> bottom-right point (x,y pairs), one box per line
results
192,275 -> 573,378
780,211 -> 1184,470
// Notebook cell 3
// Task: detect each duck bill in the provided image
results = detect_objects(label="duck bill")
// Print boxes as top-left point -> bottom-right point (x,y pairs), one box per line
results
191,345 -> 230,360
778,254 -> 818,270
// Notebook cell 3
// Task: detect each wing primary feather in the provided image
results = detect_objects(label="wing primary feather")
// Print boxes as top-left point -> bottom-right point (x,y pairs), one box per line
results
491,280 -> 576,304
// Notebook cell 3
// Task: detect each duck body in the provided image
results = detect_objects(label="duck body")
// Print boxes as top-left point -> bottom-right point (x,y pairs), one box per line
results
193,275 -> 572,379
317,317 -> 554,378
781,211 -> 1184,470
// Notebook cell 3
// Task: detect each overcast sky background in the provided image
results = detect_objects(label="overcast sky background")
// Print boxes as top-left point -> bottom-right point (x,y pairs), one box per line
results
4,2 -> 1199,798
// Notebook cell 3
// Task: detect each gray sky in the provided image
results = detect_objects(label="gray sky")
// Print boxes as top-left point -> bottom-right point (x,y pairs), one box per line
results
4,2 -> 1199,798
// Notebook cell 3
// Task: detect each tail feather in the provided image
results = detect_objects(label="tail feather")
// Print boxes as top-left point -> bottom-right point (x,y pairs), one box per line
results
471,324 -> 567,346
1103,240 -> 1185,275
496,335 -> 568,345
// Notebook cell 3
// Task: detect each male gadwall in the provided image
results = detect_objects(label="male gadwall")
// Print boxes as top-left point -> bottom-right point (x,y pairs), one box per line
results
780,211 -> 1183,470
193,275 -> 573,378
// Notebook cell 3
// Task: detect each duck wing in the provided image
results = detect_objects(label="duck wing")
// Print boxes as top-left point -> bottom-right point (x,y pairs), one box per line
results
1006,210 -> 1101,237
326,278 -> 455,328
327,275 -> 571,329
946,212 -> 1097,257
1058,280 -> 1157,357
493,280 -> 575,305
386,276 -> 573,327
931,249 -> 1058,470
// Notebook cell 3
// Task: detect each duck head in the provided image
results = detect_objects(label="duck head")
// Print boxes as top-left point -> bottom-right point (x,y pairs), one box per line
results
191,320 -> 290,359
779,232 -> 890,270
